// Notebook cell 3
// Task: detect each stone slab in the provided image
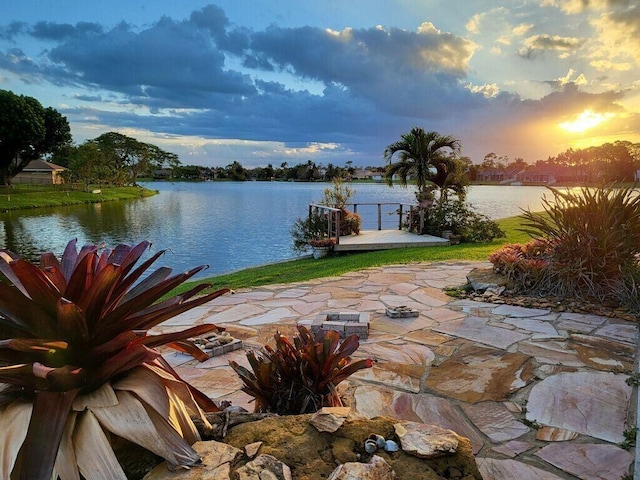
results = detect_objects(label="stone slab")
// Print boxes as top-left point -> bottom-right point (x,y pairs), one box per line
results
461,402 -> 529,443
526,371 -> 631,443
535,442 -> 633,480
434,316 -> 529,350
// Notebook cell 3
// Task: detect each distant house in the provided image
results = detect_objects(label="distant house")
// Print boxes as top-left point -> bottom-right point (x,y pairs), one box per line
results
476,167 -> 506,182
476,166 -> 525,183
515,165 -> 577,184
13,160 -> 67,185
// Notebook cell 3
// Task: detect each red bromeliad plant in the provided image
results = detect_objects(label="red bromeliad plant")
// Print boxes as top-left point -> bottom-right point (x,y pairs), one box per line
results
0,239 -> 230,480
230,325 -> 372,415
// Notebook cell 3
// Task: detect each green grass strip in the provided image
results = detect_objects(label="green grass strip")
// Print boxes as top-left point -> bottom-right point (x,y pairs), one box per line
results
176,214 -> 531,295
0,185 -> 157,211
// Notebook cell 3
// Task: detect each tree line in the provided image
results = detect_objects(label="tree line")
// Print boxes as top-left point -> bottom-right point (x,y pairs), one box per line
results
168,160 -> 373,182
53,132 -> 179,189
2,89 -> 638,188
474,141 -> 640,183
0,89 -> 179,188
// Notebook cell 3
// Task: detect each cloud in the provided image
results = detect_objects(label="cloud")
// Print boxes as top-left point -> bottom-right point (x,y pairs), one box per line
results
518,34 -> 584,58
0,3 -> 637,167
544,68 -> 588,89
31,21 -> 103,40
512,23 -> 533,37
466,82 -> 500,98
590,59 -> 632,72
0,21 -> 27,41
589,2 -> 640,65
460,83 -> 629,160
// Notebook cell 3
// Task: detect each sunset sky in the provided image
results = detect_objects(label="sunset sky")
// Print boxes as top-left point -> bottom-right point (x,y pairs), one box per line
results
1,0 -> 639,167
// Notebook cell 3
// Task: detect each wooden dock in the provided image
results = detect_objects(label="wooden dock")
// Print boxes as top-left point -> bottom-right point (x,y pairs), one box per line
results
333,229 -> 449,252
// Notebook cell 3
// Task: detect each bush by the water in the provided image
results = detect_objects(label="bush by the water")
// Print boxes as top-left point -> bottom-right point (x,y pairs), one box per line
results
490,185 -> 640,309
417,199 -> 505,243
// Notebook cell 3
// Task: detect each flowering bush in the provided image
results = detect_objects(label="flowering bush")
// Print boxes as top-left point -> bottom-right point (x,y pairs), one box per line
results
489,240 -> 551,290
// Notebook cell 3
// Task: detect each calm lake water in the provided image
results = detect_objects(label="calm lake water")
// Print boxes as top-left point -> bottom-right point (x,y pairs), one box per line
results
0,183 -> 550,277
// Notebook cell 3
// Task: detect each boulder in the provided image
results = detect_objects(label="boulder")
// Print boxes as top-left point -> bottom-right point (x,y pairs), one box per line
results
328,455 -> 396,480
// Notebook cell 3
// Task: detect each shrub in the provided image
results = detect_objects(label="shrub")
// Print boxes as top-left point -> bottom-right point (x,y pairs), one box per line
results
418,198 -> 505,243
0,239 -> 230,479
322,177 -> 355,209
230,325 -> 372,414
339,209 -> 362,236
291,213 -> 330,254
489,240 -> 551,291
492,185 -> 640,307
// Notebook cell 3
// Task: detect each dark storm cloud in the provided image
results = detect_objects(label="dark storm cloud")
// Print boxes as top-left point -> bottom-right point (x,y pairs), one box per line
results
0,4 -> 484,146
0,21 -> 27,40
31,21 -> 103,40
45,17 -> 255,101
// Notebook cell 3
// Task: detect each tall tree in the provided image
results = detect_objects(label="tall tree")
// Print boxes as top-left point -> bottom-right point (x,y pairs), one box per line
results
92,132 -> 180,186
65,143 -> 106,191
0,90 -> 72,185
383,127 -> 462,204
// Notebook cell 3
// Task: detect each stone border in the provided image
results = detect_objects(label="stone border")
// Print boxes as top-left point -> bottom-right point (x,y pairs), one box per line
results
302,311 -> 370,339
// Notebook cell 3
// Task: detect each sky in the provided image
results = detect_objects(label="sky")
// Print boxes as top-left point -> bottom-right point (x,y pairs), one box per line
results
1,0 -> 639,168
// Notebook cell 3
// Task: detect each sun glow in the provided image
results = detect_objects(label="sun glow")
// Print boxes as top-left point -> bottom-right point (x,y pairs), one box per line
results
559,109 -> 615,133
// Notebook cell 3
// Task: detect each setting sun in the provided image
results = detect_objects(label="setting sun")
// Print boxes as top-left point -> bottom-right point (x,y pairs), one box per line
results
559,109 -> 615,133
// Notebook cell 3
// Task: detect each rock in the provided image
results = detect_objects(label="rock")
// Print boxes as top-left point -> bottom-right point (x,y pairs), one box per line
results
535,426 -> 579,442
466,268 -> 509,293
235,454 -> 292,480
394,421 -> 459,459
327,455 -> 397,480
244,441 -> 262,458
143,441 -> 242,479
310,407 -> 352,433
222,414 -> 482,480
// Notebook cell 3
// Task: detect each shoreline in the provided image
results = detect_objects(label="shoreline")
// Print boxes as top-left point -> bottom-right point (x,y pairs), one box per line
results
0,185 -> 158,212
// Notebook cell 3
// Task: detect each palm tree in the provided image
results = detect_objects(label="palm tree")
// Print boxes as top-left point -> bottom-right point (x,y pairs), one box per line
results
429,152 -> 469,202
383,127 -> 462,204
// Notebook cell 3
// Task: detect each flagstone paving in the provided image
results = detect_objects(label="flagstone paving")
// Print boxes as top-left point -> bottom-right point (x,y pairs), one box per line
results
154,261 -> 638,480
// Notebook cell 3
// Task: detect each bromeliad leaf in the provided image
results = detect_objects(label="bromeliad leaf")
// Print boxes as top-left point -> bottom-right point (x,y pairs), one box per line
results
0,239 -> 231,479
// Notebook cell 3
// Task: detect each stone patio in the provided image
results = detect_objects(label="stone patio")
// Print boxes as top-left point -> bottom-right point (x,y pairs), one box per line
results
153,261 -> 638,480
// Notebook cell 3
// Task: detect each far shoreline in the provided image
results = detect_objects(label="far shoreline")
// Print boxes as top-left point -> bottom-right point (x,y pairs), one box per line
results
0,185 -> 158,212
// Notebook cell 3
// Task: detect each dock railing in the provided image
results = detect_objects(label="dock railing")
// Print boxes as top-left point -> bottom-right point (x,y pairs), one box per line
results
309,202 -> 420,245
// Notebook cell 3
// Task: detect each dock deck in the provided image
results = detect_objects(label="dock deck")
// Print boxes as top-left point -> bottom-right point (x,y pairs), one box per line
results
333,229 -> 449,252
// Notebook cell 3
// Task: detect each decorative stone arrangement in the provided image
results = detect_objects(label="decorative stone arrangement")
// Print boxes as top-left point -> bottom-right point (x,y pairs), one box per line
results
385,305 -> 419,318
191,331 -> 243,357
142,408 -> 482,479
307,311 -> 370,339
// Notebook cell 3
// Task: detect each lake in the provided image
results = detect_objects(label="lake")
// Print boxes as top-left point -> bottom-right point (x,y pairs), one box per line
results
0,182 -> 550,277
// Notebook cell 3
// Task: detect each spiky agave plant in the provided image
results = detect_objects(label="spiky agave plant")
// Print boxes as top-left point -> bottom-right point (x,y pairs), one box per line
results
230,325 -> 372,414
0,239 -> 230,480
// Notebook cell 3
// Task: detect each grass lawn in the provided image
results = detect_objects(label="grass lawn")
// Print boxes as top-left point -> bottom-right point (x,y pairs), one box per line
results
174,214 -> 531,295
0,185 -> 157,211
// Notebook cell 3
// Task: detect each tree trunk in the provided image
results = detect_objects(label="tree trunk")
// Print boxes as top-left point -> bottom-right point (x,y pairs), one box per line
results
0,167 -> 12,186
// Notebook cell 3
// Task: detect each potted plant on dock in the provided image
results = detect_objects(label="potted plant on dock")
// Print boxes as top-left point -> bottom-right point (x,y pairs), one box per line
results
291,212 -> 335,259
308,237 -> 336,258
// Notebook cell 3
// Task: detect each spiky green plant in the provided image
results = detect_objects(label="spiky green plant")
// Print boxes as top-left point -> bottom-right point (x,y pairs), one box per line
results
0,239 -> 230,479
230,325 -> 372,414
514,185 -> 640,306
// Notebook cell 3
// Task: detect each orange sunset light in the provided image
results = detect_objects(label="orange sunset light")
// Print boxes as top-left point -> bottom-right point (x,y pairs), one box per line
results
559,109 -> 615,133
